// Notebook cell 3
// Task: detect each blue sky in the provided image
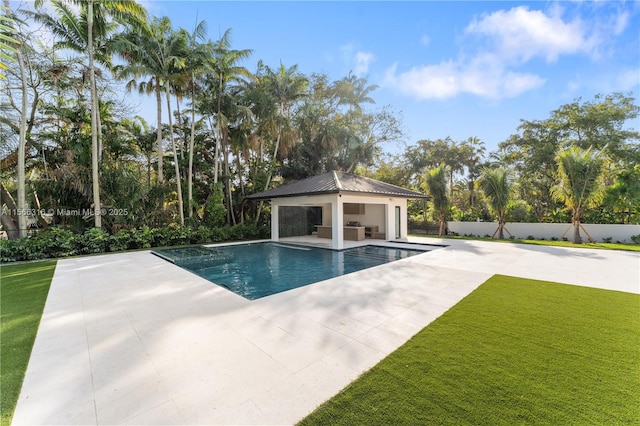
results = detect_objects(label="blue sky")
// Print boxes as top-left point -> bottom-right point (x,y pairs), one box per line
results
130,1 -> 639,154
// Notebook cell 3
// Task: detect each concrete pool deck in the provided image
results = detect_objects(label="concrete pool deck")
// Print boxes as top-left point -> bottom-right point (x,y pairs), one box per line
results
12,237 -> 640,425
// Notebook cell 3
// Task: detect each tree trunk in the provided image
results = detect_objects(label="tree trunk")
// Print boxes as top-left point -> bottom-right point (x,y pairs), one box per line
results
96,91 -> 102,162
234,153 -> 245,224
87,0 -> 101,228
438,211 -> 447,237
166,85 -> 184,226
0,210 -> 19,240
222,134 -> 235,225
32,191 -> 48,228
496,212 -> 505,239
1,183 -> 20,239
7,0 -> 28,238
572,217 -> 582,244
255,120 -> 283,226
187,79 -> 196,218
156,80 -> 164,184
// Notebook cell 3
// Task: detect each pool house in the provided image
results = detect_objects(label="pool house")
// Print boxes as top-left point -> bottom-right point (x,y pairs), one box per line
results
247,171 -> 430,250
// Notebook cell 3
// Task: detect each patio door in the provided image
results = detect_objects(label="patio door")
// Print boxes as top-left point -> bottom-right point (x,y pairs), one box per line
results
395,206 -> 401,239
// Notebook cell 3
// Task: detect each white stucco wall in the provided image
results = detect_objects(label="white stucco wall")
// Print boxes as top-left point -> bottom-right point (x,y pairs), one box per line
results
344,203 -> 386,232
447,221 -> 640,243
269,193 -> 410,246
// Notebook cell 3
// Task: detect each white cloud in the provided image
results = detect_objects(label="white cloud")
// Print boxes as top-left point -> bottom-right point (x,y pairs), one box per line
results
340,43 -> 375,76
353,51 -> 374,76
383,5 -> 632,100
465,6 -> 591,63
384,58 -> 546,100
615,69 -> 640,90
612,10 -> 630,35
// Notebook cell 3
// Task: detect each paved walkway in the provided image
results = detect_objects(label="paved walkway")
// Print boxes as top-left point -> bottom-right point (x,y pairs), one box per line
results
12,238 -> 639,425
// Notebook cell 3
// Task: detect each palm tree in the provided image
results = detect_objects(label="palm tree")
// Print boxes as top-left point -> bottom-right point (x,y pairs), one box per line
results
34,0 -> 146,228
479,167 -> 512,239
116,16 -> 189,224
0,3 -> 19,81
183,20 -> 208,219
335,71 -> 378,112
202,29 -> 252,224
551,146 -> 607,244
462,136 -> 486,207
425,164 -> 449,236
264,63 -> 308,167
116,16 -> 179,185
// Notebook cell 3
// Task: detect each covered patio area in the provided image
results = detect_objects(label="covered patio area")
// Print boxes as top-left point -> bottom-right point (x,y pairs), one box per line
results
247,171 -> 429,250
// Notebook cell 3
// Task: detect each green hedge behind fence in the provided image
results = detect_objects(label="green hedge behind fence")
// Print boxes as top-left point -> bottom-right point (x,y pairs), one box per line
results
0,224 -> 270,263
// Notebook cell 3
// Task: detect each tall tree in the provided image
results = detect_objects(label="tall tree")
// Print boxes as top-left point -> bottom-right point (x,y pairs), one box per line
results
116,15 -> 185,189
551,146 -> 607,244
3,0 -> 27,237
263,62 -> 308,172
498,93 -> 639,222
460,136 -> 486,207
202,29 -> 252,224
479,168 -> 512,239
425,164 -> 449,236
35,0 -> 146,228
335,71 -> 378,112
184,20 -> 208,219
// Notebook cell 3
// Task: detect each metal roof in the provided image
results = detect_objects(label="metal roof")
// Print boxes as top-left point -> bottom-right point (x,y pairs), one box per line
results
246,171 -> 429,200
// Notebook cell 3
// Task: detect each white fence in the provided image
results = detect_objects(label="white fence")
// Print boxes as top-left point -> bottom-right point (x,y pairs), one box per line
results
448,221 -> 640,243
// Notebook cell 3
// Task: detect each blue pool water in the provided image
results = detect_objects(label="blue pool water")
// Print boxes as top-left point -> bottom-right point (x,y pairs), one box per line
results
152,242 -> 424,300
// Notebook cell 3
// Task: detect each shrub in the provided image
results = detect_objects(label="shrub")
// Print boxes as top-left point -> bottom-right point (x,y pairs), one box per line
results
108,229 -> 132,252
76,228 -> 110,254
631,234 -> 640,244
0,224 -> 270,263
129,225 -> 154,249
602,237 -> 613,243
38,227 -> 78,258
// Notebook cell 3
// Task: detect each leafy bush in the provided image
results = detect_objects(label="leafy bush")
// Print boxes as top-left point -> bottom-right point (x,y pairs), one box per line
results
108,229 -> 132,252
129,226 -> 154,249
0,224 -> 269,262
631,234 -> 640,244
506,200 -> 536,223
76,228 -> 110,254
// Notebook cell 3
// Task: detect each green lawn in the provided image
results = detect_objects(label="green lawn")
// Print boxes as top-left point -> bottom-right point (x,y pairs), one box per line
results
413,234 -> 640,252
299,275 -> 640,425
0,260 -> 56,426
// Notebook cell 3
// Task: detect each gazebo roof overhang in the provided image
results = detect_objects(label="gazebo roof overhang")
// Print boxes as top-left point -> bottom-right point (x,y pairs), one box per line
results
246,171 -> 430,201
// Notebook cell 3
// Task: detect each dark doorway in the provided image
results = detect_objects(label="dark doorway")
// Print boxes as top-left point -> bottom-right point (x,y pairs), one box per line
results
278,206 -> 322,237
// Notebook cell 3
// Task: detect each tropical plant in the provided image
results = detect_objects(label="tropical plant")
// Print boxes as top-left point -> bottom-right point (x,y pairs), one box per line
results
479,167 -> 512,239
425,164 -> 449,236
0,3 -> 18,80
551,146 -> 607,244
34,0 -> 146,228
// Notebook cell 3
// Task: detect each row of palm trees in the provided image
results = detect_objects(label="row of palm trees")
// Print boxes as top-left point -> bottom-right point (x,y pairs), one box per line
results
425,146 -> 608,243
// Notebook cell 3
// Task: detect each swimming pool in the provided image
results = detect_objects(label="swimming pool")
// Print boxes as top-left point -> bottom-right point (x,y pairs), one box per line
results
152,242 -> 426,300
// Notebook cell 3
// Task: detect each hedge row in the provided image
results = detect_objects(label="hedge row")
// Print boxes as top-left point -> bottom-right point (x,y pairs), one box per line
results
0,224 -> 270,263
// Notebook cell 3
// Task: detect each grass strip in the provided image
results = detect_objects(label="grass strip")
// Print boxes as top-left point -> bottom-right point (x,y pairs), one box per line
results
412,234 -> 640,252
0,261 -> 56,426
299,275 -> 640,425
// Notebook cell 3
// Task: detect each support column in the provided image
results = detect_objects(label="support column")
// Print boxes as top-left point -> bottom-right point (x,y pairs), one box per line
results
331,195 -> 344,250
271,200 -> 279,241
385,202 -> 394,240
